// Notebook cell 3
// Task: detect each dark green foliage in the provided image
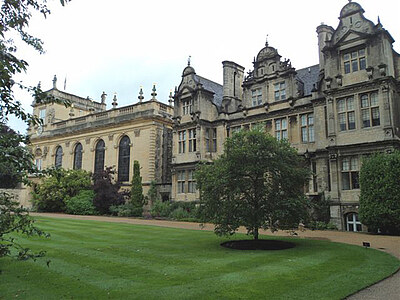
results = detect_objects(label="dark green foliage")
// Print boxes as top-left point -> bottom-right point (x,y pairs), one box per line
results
359,151 -> 400,235
0,124 -> 38,188
150,201 -> 199,221
129,161 -> 146,217
65,190 -> 96,215
147,180 -> 159,204
0,192 -> 48,260
31,169 -> 92,212
92,167 -> 125,215
0,0 -> 70,125
196,127 -> 310,239
306,194 -> 333,230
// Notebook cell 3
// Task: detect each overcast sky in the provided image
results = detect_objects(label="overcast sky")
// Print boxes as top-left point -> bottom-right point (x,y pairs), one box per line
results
9,0 -> 400,133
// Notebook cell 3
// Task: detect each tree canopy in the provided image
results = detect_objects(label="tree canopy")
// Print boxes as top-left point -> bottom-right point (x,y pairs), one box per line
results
359,151 -> 400,235
196,128 -> 310,240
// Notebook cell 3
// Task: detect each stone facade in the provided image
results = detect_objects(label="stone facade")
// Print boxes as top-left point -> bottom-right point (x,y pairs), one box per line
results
171,2 -> 400,231
29,84 -> 174,202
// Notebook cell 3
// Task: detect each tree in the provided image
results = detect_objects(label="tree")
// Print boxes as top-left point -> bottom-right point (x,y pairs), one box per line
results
196,127 -> 310,240
92,167 -> 125,215
130,160 -> 146,217
359,151 -> 400,235
1,0 -> 70,124
0,0 -> 69,260
0,123 -> 37,188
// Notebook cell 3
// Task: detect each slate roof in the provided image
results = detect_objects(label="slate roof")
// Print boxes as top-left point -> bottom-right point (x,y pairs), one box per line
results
194,75 -> 224,108
296,64 -> 320,96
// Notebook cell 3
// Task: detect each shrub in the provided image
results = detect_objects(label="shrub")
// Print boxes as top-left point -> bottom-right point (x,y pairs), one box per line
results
65,190 -> 96,215
150,200 -> 171,218
92,167 -> 126,215
130,161 -> 146,216
359,151 -> 400,235
169,207 -> 190,220
32,169 -> 92,212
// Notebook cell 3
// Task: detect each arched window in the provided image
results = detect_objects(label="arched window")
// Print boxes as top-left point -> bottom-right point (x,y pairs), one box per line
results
346,213 -> 362,232
94,139 -> 105,173
118,135 -> 131,182
73,143 -> 83,170
55,146 -> 63,168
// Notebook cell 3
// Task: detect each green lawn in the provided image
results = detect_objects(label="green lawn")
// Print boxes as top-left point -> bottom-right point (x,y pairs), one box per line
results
1,217 -> 399,300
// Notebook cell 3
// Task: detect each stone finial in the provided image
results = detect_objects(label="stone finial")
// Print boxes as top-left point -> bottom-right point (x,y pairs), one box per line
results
69,104 -> 75,118
265,34 -> 269,47
52,75 -> 57,89
138,86 -> 144,103
168,90 -> 173,105
188,55 -> 191,66
151,84 -> 157,100
101,91 -> 107,104
37,81 -> 41,90
112,93 -> 118,109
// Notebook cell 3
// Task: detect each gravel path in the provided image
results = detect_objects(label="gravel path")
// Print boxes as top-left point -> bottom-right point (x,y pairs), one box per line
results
31,213 -> 400,299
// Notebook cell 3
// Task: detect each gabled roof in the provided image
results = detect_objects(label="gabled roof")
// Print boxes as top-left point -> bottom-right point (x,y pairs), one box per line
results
296,64 -> 320,96
194,75 -> 223,108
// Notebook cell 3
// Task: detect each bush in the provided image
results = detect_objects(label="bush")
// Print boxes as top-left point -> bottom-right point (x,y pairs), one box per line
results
308,221 -> 338,231
150,200 -> 171,218
169,207 -> 190,220
65,190 -> 96,215
109,203 -> 143,217
359,151 -> 400,235
32,169 -> 92,212
92,167 -> 126,215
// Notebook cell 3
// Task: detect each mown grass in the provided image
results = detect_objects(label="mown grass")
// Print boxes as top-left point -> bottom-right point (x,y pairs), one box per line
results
1,217 -> 399,299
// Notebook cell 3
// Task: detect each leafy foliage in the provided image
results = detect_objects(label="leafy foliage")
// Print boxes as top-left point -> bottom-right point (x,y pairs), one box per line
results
0,192 -> 48,260
130,161 -> 145,216
0,124 -> 38,188
0,0 -> 70,124
196,128 -> 310,239
92,167 -> 125,215
359,151 -> 400,235
32,168 -> 92,212
147,180 -> 159,204
150,200 -> 199,221
65,190 -> 97,215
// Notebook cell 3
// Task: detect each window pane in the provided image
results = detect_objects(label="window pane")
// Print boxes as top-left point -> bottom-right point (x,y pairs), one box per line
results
359,57 -> 366,70
362,109 -> 370,127
351,51 -> 358,59
281,119 -> 287,129
361,95 -> 369,108
301,115 -> 307,126
275,119 -> 281,130
339,113 -> 346,131
344,62 -> 350,74
347,97 -> 354,110
370,92 -> 378,106
358,49 -> 365,56
308,114 -> 314,125
348,112 -> 355,130
342,158 -> 350,171
342,173 -> 350,190
276,132 -> 281,140
351,172 -> 360,189
337,99 -> 345,112
352,60 -> 358,72
344,53 -> 350,61
372,108 -> 380,126
350,158 -> 358,170
309,126 -> 315,142
302,127 -> 308,142
282,130 -> 288,140
118,136 -> 131,182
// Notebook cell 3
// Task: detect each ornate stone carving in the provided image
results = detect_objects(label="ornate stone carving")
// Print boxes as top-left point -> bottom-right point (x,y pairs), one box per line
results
134,129 -> 140,137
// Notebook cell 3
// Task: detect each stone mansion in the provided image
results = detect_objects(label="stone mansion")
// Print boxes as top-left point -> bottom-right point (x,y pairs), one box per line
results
28,2 -> 400,231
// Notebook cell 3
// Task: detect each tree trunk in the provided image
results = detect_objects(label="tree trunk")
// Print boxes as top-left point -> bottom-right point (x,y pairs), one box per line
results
254,228 -> 259,240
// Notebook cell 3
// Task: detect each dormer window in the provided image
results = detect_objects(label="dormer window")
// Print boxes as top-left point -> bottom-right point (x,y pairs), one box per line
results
343,49 -> 366,74
182,99 -> 192,115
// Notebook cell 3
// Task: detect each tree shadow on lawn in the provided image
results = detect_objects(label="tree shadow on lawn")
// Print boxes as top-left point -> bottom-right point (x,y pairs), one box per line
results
221,239 -> 296,250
